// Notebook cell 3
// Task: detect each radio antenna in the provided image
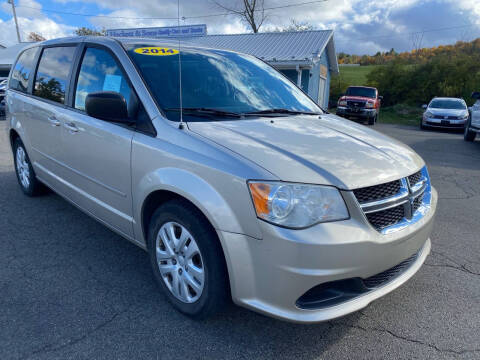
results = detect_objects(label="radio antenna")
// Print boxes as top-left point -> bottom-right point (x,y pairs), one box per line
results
177,0 -> 185,129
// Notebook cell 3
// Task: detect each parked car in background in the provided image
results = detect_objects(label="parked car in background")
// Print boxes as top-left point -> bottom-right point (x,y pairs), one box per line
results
0,79 -> 7,116
464,92 -> 480,142
336,86 -> 382,125
6,37 -> 437,323
421,97 -> 468,130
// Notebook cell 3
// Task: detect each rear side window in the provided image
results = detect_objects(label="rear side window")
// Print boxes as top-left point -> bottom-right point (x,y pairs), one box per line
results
9,47 -> 38,93
74,47 -> 134,112
34,46 -> 76,104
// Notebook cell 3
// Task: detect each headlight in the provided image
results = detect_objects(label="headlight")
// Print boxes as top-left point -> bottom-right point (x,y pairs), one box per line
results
424,111 -> 433,118
365,101 -> 375,108
461,113 -> 469,120
338,100 -> 347,106
248,181 -> 349,228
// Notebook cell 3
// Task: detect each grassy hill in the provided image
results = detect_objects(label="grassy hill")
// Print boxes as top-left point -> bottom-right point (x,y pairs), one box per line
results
337,65 -> 379,86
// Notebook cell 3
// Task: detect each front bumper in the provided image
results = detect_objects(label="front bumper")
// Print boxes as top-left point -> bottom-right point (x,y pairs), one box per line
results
422,116 -> 466,128
336,106 -> 376,119
219,187 -> 437,323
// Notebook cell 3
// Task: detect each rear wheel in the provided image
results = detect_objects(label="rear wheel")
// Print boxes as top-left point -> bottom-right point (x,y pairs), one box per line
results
464,118 -> 476,142
13,138 -> 45,196
147,199 -> 229,319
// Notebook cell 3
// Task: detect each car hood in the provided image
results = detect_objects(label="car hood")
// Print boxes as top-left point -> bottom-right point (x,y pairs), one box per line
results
341,96 -> 375,102
427,108 -> 468,116
188,114 -> 425,190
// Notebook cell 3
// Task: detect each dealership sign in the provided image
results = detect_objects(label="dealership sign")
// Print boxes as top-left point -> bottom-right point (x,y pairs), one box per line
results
106,25 -> 207,38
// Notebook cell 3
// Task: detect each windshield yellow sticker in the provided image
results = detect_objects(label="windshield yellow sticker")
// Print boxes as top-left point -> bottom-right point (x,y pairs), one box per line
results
134,47 -> 179,56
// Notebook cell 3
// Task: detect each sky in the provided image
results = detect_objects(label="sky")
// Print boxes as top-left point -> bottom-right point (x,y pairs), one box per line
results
0,0 -> 479,54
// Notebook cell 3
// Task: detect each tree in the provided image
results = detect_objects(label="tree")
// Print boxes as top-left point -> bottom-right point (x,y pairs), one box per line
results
27,32 -> 45,42
214,0 -> 266,33
75,27 -> 106,36
272,19 -> 314,32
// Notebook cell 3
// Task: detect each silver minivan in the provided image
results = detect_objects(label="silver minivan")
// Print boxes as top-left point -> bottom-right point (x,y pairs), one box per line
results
6,37 -> 437,323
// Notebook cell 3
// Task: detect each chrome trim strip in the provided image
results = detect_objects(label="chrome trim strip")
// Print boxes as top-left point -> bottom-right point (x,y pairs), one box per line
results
361,192 -> 409,214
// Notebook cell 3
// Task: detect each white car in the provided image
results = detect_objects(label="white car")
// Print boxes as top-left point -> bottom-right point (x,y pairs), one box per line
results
421,97 -> 469,130
465,92 -> 480,142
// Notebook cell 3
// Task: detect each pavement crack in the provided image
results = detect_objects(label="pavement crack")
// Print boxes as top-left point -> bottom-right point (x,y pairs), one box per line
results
424,262 -> 480,276
332,321 -> 480,355
18,305 -> 134,360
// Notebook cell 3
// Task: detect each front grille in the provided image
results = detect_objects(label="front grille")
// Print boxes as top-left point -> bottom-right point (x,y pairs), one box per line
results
353,168 -> 430,233
363,251 -> 419,289
347,100 -> 366,108
366,204 -> 405,231
432,114 -> 460,120
408,171 -> 422,186
353,180 -> 401,204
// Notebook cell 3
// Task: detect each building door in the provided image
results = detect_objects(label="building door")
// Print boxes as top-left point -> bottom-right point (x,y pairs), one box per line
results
317,77 -> 326,107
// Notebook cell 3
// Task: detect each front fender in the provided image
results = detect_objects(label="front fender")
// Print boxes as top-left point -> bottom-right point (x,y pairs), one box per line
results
133,167 -> 261,246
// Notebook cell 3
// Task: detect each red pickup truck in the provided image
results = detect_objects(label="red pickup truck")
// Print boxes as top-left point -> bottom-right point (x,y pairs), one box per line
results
336,86 -> 382,125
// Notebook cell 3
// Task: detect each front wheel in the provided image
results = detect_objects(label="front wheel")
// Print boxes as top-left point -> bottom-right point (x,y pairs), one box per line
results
368,116 -> 376,125
464,118 -> 477,142
147,200 -> 229,319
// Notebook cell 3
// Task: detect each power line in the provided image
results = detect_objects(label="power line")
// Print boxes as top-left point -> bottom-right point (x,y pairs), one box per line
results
335,24 -> 476,43
17,0 -> 329,21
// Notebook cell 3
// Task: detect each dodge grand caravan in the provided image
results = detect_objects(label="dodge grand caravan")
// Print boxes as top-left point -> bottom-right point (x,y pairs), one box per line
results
6,37 -> 437,323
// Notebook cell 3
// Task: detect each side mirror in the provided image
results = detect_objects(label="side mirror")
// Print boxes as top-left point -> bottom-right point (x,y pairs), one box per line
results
422,104 -> 428,109
85,91 -> 133,123
471,91 -> 480,99
378,95 -> 383,101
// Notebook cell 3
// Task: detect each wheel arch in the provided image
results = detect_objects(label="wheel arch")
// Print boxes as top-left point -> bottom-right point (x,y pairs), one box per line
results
9,128 -> 20,150
136,168 -> 244,245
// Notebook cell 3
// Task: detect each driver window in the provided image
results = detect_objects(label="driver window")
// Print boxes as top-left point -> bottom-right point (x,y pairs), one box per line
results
75,47 -> 134,113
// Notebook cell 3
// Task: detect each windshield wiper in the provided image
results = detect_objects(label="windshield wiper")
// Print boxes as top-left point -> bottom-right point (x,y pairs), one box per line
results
164,107 -> 243,118
245,108 -> 321,116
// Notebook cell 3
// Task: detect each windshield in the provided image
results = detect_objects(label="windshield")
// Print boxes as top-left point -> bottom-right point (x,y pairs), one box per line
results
429,99 -> 466,110
345,87 -> 376,98
125,44 -> 321,121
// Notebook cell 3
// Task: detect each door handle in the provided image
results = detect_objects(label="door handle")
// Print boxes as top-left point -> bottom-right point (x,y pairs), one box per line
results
48,116 -> 60,127
64,122 -> 79,133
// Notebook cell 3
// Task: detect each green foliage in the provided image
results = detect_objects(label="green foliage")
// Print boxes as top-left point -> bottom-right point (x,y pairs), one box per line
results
338,38 -> 480,66
330,66 -> 378,103
379,105 -> 423,126
366,54 -> 480,106
75,27 -> 106,36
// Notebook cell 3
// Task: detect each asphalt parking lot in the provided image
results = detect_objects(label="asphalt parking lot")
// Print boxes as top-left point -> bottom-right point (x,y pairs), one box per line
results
0,119 -> 479,360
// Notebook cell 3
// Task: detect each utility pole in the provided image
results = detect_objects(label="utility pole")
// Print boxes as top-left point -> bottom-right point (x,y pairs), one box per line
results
8,0 -> 21,43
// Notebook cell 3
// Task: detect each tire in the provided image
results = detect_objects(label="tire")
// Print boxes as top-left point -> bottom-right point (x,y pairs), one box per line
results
13,138 -> 45,196
420,121 -> 427,130
368,116 -> 375,125
147,199 -> 229,319
464,118 -> 477,142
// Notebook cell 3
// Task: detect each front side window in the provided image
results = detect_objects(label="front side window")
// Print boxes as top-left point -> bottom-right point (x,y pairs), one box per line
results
125,44 -> 321,121
74,47 -> 133,112
9,47 -> 39,93
34,46 -> 76,103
